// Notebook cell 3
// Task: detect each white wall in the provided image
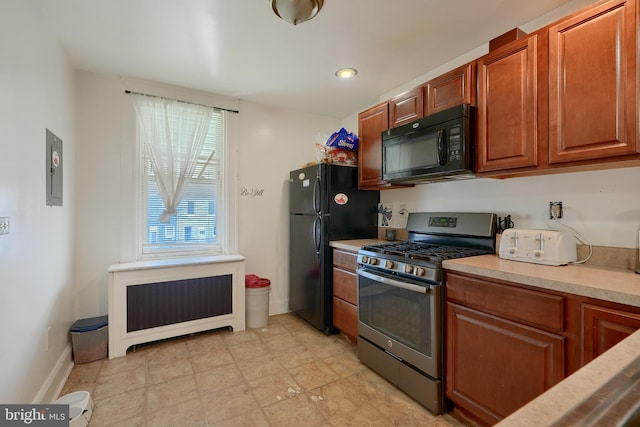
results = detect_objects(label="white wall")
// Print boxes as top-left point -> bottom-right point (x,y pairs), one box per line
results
237,102 -> 339,313
73,71 -> 341,319
73,73 -> 124,318
0,2 -> 76,403
381,169 -> 640,248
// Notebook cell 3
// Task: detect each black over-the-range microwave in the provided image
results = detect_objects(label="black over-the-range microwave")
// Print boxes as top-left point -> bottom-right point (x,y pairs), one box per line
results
382,103 -> 475,184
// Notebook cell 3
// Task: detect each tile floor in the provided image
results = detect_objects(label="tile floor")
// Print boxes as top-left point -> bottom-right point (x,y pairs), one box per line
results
60,313 -> 465,426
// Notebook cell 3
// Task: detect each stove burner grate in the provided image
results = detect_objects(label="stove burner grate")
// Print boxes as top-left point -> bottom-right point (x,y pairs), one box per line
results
362,241 -> 490,264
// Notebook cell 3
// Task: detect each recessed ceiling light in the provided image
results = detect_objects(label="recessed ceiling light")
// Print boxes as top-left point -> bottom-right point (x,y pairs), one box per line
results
335,68 -> 358,79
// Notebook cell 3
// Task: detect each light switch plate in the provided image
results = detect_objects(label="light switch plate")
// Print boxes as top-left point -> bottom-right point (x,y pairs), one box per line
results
46,129 -> 63,206
0,217 -> 9,235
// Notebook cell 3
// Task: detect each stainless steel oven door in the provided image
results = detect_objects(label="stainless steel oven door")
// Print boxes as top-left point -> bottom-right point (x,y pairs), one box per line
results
357,268 -> 442,379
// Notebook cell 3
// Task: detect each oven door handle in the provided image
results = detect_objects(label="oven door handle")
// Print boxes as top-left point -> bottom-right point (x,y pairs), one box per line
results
357,269 -> 430,294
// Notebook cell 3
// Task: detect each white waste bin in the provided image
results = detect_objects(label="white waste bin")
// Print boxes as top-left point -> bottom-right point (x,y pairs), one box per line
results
245,275 -> 271,329
54,390 -> 93,427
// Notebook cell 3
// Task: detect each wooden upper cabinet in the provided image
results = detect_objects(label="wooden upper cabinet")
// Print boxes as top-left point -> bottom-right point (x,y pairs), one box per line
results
476,36 -> 540,173
548,0 -> 639,164
424,62 -> 476,116
389,88 -> 423,127
358,102 -> 389,188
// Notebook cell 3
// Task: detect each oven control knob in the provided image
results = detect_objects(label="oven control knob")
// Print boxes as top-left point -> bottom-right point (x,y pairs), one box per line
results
368,257 -> 379,266
361,256 -> 368,264
384,260 -> 395,269
404,264 -> 414,274
387,340 -> 393,348
415,267 -> 425,277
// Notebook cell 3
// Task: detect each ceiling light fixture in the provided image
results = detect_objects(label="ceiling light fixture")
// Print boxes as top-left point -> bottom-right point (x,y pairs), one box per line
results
335,68 -> 358,79
270,0 -> 324,25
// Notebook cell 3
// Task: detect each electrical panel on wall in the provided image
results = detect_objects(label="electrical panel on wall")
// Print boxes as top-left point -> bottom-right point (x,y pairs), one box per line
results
46,128 -> 63,206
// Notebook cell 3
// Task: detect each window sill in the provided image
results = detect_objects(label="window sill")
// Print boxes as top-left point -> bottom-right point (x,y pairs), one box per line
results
107,254 -> 245,273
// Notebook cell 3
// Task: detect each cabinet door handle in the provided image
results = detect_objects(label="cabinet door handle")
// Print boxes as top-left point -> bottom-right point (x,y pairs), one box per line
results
357,269 -> 430,294
437,129 -> 447,166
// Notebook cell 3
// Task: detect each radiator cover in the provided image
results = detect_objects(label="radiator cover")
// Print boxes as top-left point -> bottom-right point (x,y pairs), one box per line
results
107,255 -> 246,359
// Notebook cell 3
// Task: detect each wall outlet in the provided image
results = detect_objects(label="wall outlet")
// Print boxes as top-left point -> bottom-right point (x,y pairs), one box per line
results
395,203 -> 410,229
0,217 -> 9,235
46,326 -> 52,351
549,202 -> 563,219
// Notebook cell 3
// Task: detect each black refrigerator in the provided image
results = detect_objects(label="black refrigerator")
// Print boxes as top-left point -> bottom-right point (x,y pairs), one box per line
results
289,163 -> 379,334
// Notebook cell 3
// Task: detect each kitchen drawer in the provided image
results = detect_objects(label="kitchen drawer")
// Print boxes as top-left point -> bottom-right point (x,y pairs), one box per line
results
333,296 -> 357,339
446,272 -> 565,333
333,249 -> 358,272
333,268 -> 357,305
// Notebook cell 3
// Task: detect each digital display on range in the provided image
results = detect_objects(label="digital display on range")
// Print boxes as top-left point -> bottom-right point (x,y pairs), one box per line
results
429,216 -> 458,227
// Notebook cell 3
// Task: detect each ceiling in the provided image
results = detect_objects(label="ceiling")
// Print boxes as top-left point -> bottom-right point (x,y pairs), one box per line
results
38,0 -> 579,119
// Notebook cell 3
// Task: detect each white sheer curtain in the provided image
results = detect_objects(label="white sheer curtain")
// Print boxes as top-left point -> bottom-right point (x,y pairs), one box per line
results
132,94 -> 213,223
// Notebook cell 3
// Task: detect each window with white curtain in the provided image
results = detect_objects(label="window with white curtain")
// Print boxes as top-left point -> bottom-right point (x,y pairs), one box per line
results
132,94 -> 230,257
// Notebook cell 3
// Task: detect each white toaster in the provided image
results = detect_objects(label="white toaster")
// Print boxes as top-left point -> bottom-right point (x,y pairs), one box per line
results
499,228 -> 577,266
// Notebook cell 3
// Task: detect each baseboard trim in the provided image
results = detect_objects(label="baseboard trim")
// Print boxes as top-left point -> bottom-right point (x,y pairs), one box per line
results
33,344 -> 73,404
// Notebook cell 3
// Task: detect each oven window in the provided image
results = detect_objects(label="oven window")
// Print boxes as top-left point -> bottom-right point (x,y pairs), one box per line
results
358,272 -> 432,356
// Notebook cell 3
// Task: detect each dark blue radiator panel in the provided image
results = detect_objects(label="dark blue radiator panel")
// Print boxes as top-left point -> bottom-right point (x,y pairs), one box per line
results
126,274 -> 233,332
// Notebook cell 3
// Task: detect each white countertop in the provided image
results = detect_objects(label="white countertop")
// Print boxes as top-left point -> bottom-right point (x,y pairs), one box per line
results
332,243 -> 640,307
330,239 -> 390,252
443,254 -> 640,307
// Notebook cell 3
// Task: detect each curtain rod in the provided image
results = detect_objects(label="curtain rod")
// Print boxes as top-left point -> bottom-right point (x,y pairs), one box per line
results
124,90 -> 239,114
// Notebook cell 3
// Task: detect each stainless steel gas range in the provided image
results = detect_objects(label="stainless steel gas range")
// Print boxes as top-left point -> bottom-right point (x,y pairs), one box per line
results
356,212 -> 497,414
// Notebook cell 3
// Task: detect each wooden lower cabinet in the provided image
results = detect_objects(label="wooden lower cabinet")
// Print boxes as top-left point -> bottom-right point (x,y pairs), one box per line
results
333,296 -> 357,339
447,303 -> 565,425
332,248 -> 358,340
581,303 -> 640,365
445,271 -> 640,425
446,273 -> 565,425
